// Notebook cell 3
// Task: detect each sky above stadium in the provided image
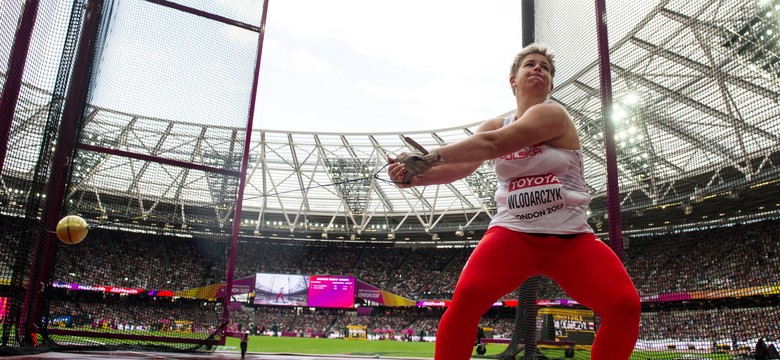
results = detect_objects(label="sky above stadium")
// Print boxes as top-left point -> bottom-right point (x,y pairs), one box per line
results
0,1 -> 522,134
252,0 -> 523,133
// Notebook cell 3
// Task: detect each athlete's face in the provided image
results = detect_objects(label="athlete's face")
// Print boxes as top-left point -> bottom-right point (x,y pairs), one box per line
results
510,53 -> 554,95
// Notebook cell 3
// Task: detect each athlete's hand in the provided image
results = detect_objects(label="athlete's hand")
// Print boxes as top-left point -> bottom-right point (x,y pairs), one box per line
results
387,149 -> 444,186
387,155 -> 416,188
388,137 -> 445,187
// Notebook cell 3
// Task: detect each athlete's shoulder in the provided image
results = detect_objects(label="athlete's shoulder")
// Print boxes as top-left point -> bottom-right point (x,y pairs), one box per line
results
526,101 -> 573,127
537,100 -> 572,118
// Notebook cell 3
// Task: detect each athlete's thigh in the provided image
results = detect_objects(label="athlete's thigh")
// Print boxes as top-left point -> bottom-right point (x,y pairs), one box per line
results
452,227 -> 537,301
542,235 -> 635,311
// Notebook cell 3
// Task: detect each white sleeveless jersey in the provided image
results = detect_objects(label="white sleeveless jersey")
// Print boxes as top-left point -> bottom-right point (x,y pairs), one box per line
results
489,108 -> 594,234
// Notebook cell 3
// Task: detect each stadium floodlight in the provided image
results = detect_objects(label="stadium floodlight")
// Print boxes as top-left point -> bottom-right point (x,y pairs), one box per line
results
387,232 -> 395,240
455,229 -> 465,237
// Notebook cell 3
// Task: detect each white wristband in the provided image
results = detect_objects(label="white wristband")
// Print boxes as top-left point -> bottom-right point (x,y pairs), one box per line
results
425,149 -> 445,166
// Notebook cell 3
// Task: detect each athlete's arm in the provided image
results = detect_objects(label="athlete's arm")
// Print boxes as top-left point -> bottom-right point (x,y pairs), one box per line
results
403,162 -> 482,187
387,118 -> 501,187
435,103 -> 578,165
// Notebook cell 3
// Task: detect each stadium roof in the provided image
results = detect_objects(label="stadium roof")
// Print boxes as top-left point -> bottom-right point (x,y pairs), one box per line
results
2,0 -> 779,242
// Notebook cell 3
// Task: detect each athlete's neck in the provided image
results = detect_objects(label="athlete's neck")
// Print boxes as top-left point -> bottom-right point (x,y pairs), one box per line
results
515,94 -> 549,118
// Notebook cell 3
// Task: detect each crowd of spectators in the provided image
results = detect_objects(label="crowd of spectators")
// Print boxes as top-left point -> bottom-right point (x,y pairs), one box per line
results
624,221 -> 780,296
44,295 -> 779,345
46,296 -> 510,340
48,294 -> 222,335
639,306 -> 780,343
45,219 -> 780,304
52,229 -> 225,290
7,216 -> 776,345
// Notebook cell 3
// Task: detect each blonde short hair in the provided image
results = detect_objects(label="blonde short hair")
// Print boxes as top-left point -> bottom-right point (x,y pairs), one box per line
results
510,43 -> 556,79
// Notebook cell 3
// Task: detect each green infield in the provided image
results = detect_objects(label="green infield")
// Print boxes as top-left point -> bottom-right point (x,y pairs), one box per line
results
223,336 -> 503,358
222,336 -> 735,359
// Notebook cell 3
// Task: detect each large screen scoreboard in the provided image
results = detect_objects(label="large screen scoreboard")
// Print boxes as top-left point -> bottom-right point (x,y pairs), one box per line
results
307,275 -> 355,308
253,273 -> 355,308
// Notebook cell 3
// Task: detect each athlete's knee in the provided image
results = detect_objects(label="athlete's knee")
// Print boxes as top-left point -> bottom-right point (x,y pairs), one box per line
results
603,287 -> 641,322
